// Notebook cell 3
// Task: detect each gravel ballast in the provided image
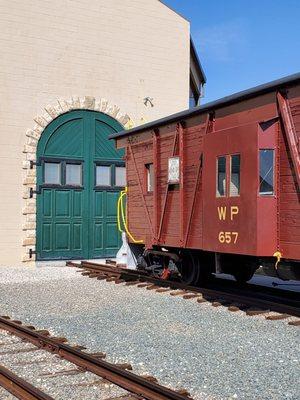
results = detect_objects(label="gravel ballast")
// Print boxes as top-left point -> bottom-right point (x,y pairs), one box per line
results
0,266 -> 299,400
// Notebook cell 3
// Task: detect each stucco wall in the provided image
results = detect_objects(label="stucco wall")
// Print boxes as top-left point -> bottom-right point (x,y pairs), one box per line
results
0,0 -> 190,266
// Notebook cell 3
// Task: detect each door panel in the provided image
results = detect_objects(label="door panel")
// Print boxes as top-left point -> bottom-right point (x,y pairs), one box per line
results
55,191 -> 70,217
94,192 -> 104,218
106,192 -> 119,217
202,124 -> 258,255
73,192 -> 82,217
90,191 -> 122,258
45,119 -> 84,158
37,110 -> 124,260
42,224 -> 51,251
73,224 -> 83,250
106,223 -> 119,247
55,224 -> 70,250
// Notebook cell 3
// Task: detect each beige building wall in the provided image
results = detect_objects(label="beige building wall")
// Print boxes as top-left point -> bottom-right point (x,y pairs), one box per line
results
0,0 -> 190,266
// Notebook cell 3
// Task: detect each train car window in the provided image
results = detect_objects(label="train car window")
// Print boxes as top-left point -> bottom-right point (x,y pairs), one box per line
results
66,163 -> 82,186
216,156 -> 226,197
44,162 -> 61,184
96,165 -> 111,186
145,163 -> 154,192
115,166 -> 126,187
230,154 -> 240,196
259,149 -> 274,195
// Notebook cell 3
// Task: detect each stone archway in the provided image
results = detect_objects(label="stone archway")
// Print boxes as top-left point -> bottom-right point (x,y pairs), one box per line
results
22,96 -> 131,263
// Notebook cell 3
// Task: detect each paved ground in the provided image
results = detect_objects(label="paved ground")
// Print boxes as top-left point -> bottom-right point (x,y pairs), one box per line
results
0,266 -> 299,400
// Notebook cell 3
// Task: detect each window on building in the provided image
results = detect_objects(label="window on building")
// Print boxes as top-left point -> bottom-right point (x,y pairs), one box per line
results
66,163 -> 82,186
189,76 -> 200,108
230,154 -> 240,196
145,163 -> 154,192
259,149 -> 274,195
216,156 -> 226,197
44,162 -> 61,184
96,165 -> 111,186
115,166 -> 126,187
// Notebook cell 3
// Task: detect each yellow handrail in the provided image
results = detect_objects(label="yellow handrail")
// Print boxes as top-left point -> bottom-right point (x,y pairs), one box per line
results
117,187 -> 144,244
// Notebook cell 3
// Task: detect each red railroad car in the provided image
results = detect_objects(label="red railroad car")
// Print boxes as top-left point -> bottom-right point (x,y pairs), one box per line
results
110,74 -> 300,284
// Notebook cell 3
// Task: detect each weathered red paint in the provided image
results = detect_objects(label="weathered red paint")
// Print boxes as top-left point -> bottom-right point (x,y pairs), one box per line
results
277,91 -> 300,190
119,80 -> 300,263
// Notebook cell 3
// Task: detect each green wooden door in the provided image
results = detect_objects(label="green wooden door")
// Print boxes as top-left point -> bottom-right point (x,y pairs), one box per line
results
36,110 -> 124,260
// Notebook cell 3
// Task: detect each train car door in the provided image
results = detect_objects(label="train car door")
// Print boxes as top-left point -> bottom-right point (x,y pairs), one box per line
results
202,123 -> 259,256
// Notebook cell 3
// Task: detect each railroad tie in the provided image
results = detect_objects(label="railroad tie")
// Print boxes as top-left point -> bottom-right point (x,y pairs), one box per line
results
211,299 -> 229,307
146,285 -> 161,290
156,288 -> 172,293
265,314 -> 289,320
288,320 -> 300,326
227,303 -> 247,312
115,363 -> 133,370
88,273 -> 102,278
170,290 -> 188,296
88,351 -> 106,359
245,308 -> 270,316
114,279 -> 126,284
50,336 -> 68,343
140,375 -> 158,383
176,388 -> 191,397
106,276 -> 118,282
137,283 -> 151,288
35,329 -> 50,336
182,293 -> 202,300
97,275 -> 108,280
197,297 -> 208,303
71,345 -> 87,350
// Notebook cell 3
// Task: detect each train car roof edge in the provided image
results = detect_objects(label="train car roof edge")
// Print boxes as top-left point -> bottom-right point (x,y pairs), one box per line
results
109,72 -> 300,140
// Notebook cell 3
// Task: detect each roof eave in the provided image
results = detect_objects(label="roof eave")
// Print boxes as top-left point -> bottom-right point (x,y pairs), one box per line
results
190,37 -> 207,84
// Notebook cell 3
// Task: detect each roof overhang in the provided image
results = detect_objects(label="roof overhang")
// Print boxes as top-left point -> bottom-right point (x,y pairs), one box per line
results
190,37 -> 206,84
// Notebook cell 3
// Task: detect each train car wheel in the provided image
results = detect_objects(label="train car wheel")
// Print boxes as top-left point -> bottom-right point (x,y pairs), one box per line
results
179,250 -> 213,286
220,254 -> 259,284
178,251 -> 200,286
232,268 -> 256,284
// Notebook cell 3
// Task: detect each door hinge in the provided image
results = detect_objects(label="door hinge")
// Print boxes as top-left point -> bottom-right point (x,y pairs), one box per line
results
30,160 -> 41,169
29,187 -> 41,198
29,249 -> 37,258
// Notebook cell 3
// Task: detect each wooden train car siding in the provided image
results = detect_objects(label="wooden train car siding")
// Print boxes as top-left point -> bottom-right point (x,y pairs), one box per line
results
112,74 -> 300,263
279,89 -> 300,259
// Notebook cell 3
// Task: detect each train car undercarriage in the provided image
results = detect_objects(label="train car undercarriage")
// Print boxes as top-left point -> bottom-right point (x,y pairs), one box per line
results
131,245 -> 300,285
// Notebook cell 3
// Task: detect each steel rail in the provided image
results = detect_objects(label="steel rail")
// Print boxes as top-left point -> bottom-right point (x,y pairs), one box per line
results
68,261 -> 300,318
0,364 -> 54,400
0,317 -> 189,400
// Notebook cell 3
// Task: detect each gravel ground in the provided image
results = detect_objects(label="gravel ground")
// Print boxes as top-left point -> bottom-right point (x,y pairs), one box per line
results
0,266 -> 299,400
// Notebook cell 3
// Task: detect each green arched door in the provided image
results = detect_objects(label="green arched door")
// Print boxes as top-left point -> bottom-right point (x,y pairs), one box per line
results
36,110 -> 125,260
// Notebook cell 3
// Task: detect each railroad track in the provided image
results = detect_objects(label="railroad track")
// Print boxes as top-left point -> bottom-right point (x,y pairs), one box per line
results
0,316 -> 191,400
67,260 -> 300,325
0,364 -> 54,400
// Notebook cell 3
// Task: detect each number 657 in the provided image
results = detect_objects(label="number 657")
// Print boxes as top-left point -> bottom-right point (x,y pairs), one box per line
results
218,231 -> 238,244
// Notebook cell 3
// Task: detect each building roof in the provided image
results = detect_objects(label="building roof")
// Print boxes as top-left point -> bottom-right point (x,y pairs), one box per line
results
109,72 -> 300,140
